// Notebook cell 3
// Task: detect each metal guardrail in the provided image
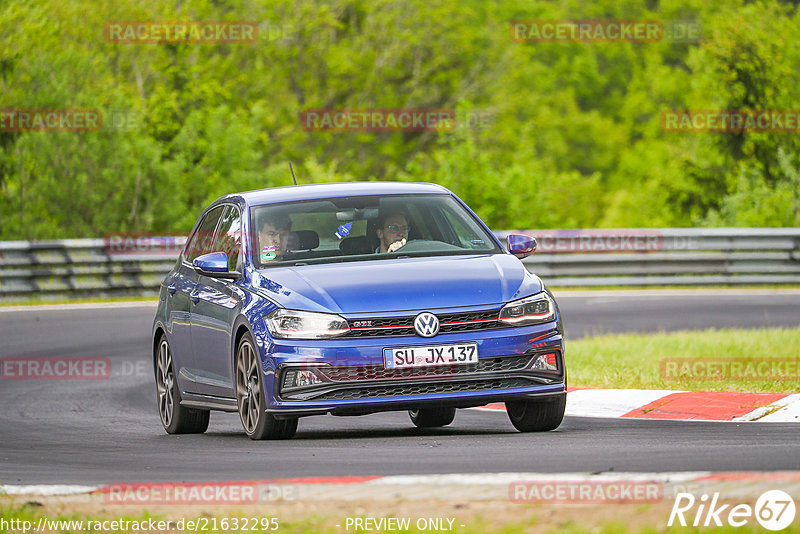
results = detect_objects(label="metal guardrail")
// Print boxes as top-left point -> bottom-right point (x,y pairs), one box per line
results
1,229 -> 799,300
0,237 -> 185,300
498,228 -> 800,287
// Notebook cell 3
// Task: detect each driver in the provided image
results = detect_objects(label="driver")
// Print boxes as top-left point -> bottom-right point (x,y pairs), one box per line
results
376,211 -> 410,253
257,213 -> 291,263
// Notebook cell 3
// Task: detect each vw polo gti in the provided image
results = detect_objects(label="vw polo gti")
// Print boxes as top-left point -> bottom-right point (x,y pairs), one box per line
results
152,182 -> 566,439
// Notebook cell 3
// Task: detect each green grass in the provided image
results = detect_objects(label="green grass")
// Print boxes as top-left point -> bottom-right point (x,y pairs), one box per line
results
568,326 -> 800,392
0,503 -> 165,533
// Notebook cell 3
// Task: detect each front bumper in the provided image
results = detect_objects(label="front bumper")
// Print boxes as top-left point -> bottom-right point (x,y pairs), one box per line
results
259,321 -> 566,418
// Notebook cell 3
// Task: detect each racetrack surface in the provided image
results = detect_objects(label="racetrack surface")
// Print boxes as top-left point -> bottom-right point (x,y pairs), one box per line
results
1,291 -> 799,485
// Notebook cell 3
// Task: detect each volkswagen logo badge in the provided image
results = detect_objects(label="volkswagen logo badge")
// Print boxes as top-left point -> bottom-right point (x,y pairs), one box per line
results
414,312 -> 440,338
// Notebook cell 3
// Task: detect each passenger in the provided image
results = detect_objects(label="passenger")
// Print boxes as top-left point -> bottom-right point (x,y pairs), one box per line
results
376,212 -> 410,253
257,214 -> 291,263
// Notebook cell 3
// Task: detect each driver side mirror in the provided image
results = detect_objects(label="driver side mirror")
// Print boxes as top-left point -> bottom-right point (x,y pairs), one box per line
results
193,252 -> 242,280
507,234 -> 536,259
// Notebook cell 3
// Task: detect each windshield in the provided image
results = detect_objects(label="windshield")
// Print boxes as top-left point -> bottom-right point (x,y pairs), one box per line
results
249,193 -> 501,267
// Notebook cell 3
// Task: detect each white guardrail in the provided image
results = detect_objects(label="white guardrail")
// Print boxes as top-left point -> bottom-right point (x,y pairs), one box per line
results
1,229 -> 799,300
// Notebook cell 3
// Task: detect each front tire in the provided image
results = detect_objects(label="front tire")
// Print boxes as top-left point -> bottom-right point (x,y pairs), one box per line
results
506,394 -> 566,432
235,332 -> 297,440
155,334 -> 209,434
409,407 -> 456,428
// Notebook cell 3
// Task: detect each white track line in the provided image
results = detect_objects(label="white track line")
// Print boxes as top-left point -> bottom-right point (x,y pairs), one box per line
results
735,394 -> 800,422
1,484 -> 99,495
564,389 -> 681,418
365,472 -> 709,485
474,389 -> 800,422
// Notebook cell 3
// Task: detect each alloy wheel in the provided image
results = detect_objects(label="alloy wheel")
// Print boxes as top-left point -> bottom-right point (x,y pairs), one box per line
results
236,339 -> 261,434
156,339 -> 174,428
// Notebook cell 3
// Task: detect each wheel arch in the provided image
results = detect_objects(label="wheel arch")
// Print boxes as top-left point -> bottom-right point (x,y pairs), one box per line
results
153,323 -> 167,376
234,323 -> 251,353
231,315 -> 257,375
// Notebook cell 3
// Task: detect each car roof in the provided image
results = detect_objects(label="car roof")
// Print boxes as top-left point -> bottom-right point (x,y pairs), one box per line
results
223,182 -> 451,206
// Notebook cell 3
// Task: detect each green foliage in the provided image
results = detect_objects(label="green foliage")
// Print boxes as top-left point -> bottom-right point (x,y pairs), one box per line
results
1,0 -> 799,239
705,149 -> 800,226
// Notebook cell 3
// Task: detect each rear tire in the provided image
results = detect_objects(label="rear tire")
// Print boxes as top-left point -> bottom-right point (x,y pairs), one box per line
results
506,394 -> 566,432
235,332 -> 297,440
409,407 -> 456,428
155,334 -> 209,434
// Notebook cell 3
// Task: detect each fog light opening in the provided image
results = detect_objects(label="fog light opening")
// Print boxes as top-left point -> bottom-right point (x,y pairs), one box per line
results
283,368 -> 323,388
531,352 -> 559,371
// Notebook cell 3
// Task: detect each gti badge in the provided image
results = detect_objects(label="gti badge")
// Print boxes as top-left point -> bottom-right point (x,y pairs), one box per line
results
414,312 -> 440,338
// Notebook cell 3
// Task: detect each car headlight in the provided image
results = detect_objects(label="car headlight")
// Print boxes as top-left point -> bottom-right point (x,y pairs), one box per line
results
498,292 -> 555,325
266,309 -> 350,339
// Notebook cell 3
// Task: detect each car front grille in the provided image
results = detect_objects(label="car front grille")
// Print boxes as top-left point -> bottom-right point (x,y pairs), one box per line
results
317,353 -> 534,382
309,377 -> 536,401
345,309 -> 506,338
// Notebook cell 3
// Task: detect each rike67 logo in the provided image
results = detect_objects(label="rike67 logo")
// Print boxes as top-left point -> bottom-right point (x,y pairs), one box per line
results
669,490 -> 796,530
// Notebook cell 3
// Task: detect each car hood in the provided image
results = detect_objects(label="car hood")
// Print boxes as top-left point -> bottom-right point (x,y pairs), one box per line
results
251,254 -> 542,314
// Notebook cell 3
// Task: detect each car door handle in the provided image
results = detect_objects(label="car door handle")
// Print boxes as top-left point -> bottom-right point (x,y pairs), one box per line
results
167,284 -> 177,296
191,292 -> 200,305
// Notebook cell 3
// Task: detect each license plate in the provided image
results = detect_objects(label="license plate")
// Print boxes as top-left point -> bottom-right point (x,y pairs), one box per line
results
383,343 -> 479,369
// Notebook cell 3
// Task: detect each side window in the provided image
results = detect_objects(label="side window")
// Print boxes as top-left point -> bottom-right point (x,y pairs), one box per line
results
213,205 -> 242,271
184,206 -> 225,263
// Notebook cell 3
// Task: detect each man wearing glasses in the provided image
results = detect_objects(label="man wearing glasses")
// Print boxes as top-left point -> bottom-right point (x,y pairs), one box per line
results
376,211 -> 410,253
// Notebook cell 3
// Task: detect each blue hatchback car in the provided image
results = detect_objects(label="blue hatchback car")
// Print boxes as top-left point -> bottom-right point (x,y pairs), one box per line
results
152,182 -> 566,439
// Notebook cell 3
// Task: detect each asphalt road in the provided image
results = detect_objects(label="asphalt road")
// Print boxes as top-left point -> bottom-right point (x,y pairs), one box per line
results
1,291 -> 799,485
